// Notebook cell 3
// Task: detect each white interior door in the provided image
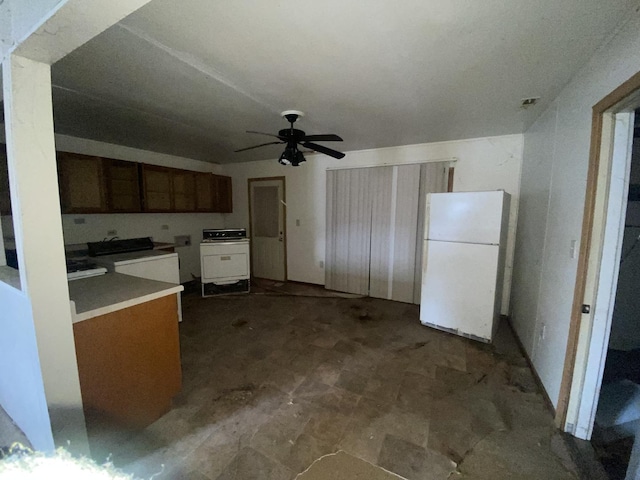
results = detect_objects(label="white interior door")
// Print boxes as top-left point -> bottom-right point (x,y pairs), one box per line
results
249,178 -> 286,281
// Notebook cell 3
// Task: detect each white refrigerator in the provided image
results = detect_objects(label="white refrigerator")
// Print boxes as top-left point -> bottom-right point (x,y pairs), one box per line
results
420,191 -> 510,343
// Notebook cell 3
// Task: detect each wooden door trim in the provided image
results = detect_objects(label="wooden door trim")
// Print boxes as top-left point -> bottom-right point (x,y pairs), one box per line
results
247,176 -> 287,281
556,69 -> 640,428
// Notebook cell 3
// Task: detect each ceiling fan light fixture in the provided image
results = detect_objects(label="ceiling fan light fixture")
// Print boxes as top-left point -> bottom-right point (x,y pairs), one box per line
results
278,146 -> 306,166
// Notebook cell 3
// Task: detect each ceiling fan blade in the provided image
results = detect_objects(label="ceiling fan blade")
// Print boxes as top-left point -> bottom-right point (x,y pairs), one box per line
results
301,142 -> 345,159
234,141 -> 284,153
246,130 -> 287,140
302,134 -> 343,142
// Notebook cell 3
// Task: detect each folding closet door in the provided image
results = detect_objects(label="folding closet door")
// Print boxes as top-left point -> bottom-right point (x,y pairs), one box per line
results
413,163 -> 449,302
326,163 -> 448,301
325,168 -> 373,295
386,164 -> 423,302
368,167 -> 395,299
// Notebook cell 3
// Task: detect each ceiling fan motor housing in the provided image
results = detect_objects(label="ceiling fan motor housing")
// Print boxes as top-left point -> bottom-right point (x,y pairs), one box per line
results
279,128 -> 306,141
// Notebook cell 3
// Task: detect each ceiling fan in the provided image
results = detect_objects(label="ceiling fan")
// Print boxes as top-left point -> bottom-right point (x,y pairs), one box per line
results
235,110 -> 345,166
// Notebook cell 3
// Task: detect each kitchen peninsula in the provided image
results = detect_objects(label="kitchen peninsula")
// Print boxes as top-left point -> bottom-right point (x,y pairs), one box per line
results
69,273 -> 183,428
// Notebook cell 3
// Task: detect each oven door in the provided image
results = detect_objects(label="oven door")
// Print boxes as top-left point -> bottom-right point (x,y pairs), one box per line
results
201,242 -> 250,283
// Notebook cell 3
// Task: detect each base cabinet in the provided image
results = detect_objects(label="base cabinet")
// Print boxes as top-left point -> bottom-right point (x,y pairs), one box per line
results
73,294 -> 181,429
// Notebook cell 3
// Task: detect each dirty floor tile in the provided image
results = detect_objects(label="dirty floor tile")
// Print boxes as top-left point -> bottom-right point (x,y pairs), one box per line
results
63,288 -> 581,480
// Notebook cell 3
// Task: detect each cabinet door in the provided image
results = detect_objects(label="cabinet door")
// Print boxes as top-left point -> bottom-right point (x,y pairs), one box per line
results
142,165 -> 173,212
57,152 -> 108,213
212,174 -> 233,213
195,172 -> 213,212
105,159 -> 142,212
172,170 -> 196,212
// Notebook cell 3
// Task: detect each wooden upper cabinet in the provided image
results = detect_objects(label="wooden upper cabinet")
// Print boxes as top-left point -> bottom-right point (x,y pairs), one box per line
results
57,152 -> 108,213
195,172 -> 214,212
141,165 -> 173,212
172,170 -> 196,212
104,159 -> 142,213
212,174 -> 233,213
54,153 -> 231,214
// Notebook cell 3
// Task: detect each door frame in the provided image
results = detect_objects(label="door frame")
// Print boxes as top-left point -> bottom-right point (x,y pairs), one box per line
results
247,176 -> 287,281
557,70 -> 640,431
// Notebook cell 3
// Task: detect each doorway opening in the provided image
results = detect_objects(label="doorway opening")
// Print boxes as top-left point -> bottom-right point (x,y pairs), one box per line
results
559,71 -> 640,480
590,109 -> 640,479
248,177 -> 287,282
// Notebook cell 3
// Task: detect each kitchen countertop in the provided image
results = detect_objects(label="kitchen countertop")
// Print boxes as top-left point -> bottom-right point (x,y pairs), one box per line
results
92,249 -> 177,264
153,242 -> 176,250
68,272 -> 183,323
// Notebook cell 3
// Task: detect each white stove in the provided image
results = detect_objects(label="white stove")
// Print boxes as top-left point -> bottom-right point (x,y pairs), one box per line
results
200,228 -> 250,296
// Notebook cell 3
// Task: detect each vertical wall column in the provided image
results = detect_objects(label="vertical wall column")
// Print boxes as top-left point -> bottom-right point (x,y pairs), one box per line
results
3,54 -> 88,452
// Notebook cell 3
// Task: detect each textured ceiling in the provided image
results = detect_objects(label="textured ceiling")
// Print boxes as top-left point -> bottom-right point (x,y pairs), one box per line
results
48,0 -> 639,163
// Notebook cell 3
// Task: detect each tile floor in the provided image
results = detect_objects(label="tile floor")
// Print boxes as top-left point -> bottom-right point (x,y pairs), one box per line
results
0,289 -> 583,479
82,291 -> 581,479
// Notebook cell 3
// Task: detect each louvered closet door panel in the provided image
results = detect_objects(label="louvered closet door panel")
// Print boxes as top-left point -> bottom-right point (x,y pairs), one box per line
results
390,164 -> 422,303
369,167 -> 394,299
413,163 -> 449,303
326,168 -> 373,295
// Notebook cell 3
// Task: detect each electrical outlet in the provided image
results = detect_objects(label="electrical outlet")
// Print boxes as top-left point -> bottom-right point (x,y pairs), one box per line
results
107,229 -> 117,236
161,225 -> 169,230
539,324 -> 546,341
174,235 -> 191,247
73,218 -> 86,224
570,240 -> 578,259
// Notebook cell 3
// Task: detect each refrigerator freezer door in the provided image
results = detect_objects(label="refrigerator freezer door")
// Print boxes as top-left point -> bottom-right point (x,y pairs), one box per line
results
420,240 -> 500,342
427,191 -> 506,245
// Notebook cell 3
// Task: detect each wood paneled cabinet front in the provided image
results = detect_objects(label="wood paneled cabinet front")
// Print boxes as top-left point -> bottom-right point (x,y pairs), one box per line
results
104,159 -> 142,212
195,172 -> 214,212
212,174 -> 233,213
172,170 -> 196,212
141,165 -> 173,212
56,153 -> 233,214
73,294 -> 181,428
57,152 -> 108,214
194,173 -> 233,213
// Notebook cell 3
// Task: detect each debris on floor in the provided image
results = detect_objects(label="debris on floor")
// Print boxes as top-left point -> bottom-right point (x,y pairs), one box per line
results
71,289 -> 582,479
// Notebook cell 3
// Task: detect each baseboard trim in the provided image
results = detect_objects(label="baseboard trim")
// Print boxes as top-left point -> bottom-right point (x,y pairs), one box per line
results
505,316 -> 556,417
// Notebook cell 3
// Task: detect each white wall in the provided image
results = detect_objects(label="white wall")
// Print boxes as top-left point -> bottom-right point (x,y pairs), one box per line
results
0,283 -> 53,450
3,54 -> 88,452
222,134 -> 523,313
510,9 -> 640,408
